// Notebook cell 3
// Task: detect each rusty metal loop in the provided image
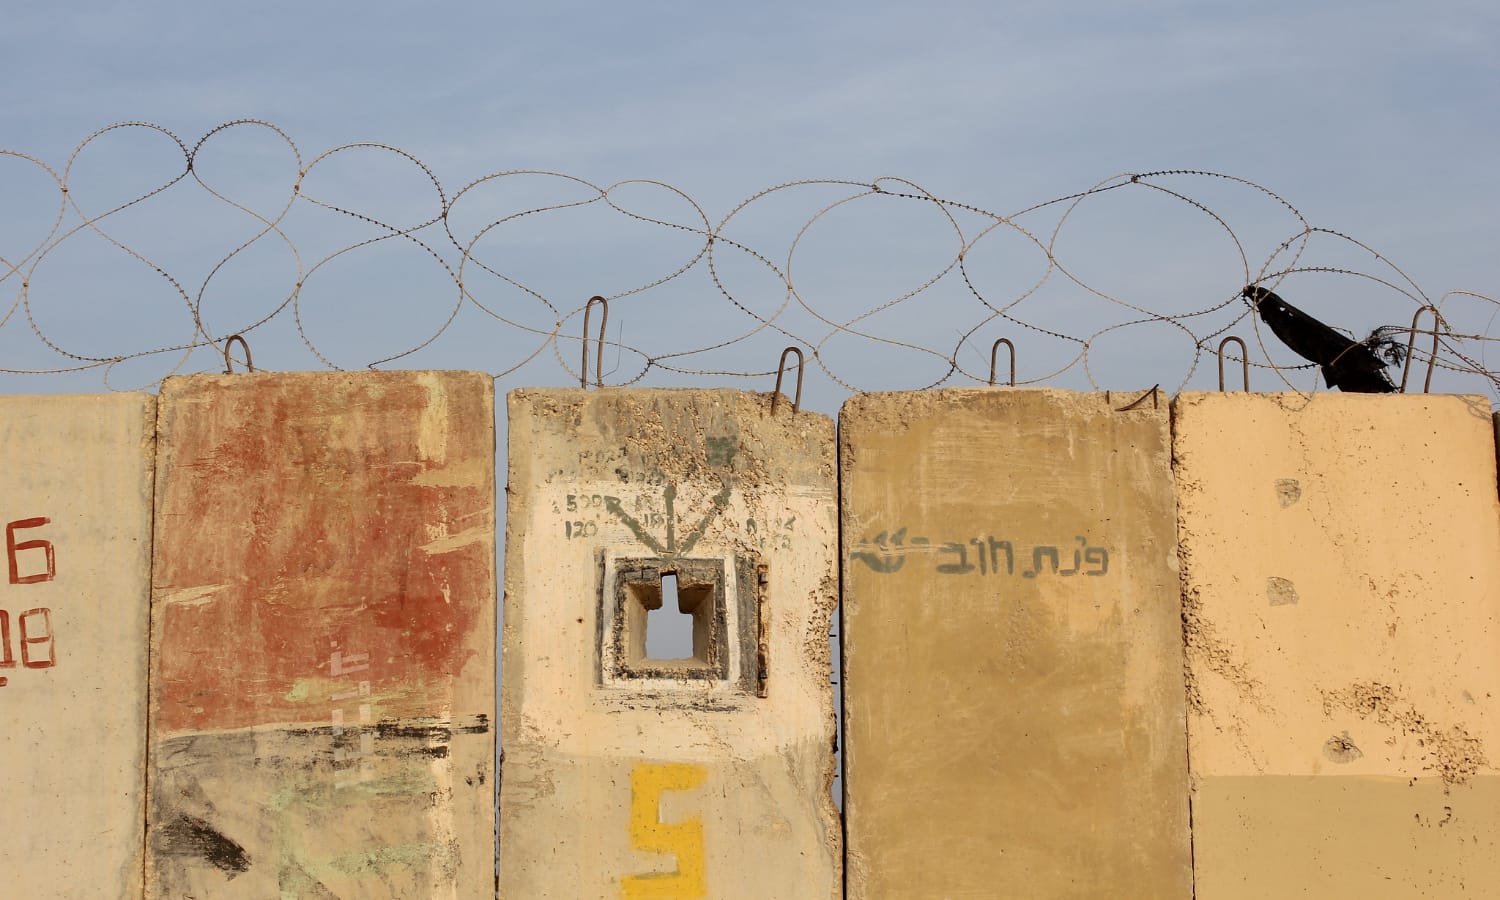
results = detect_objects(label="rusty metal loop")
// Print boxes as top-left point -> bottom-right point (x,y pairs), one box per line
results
223,334 -> 254,374
1400,305 -> 1445,394
1217,336 -> 1248,392
988,337 -> 1016,387
580,295 -> 608,389
771,346 -> 805,414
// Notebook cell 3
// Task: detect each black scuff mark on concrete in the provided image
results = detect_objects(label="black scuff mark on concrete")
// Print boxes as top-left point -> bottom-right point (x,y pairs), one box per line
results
457,713 -> 490,734
375,722 -> 453,741
157,814 -> 251,877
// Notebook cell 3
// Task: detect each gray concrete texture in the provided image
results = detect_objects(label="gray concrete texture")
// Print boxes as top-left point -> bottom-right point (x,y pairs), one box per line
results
501,388 -> 841,900
840,389 -> 1192,899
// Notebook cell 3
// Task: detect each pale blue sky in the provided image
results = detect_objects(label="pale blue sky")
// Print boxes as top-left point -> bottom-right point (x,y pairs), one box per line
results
3,0 -> 1497,407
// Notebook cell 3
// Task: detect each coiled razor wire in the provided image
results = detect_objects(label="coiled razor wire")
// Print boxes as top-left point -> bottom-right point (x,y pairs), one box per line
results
2,121 -> 1496,405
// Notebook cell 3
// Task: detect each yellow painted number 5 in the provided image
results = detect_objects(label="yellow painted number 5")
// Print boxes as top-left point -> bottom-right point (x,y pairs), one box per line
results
622,762 -> 708,899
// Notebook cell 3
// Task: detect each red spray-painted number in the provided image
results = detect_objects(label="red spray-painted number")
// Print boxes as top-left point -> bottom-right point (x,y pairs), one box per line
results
0,608 -> 54,668
2,518 -> 57,686
8,518 -> 55,585
0,608 -> 55,685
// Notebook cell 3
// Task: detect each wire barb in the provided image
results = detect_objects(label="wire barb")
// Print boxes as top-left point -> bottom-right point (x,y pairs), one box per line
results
771,346 -> 804,414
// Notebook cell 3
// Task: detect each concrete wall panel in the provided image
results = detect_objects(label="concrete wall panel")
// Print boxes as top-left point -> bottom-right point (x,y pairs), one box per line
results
840,389 -> 1191,899
0,394 -> 155,899
500,388 -> 840,900
1175,392 -> 1500,898
146,372 -> 495,898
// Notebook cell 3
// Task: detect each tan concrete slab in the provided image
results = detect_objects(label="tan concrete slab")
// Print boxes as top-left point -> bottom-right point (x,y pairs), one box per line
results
146,372 -> 495,899
501,389 -> 840,900
841,389 -> 1191,900
1175,392 -> 1500,898
0,394 -> 155,899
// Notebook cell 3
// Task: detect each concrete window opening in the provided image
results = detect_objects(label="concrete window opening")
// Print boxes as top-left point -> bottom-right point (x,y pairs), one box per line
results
642,571 -> 708,663
615,561 -> 725,677
600,552 -> 762,692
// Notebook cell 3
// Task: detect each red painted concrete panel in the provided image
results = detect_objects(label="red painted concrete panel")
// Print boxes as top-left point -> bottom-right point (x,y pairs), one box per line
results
147,371 -> 495,899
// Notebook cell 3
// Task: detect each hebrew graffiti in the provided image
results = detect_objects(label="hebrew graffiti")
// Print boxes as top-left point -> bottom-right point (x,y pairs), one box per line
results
850,529 -> 1110,578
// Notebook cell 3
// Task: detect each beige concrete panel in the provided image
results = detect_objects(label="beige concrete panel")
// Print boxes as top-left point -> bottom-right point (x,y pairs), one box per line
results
841,389 -> 1191,900
1175,392 -> 1500,898
147,372 -> 495,899
0,394 -> 155,899
501,389 -> 839,900
1193,776 -> 1500,896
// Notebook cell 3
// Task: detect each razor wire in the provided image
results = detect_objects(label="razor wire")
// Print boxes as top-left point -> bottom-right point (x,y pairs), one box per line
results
2,120 -> 1497,404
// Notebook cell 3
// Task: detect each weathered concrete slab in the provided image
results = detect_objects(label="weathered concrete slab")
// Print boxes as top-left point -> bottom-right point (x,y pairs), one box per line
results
0,394 -> 155,899
146,372 -> 495,899
841,389 -> 1191,899
501,389 -> 840,900
1176,392 -> 1500,898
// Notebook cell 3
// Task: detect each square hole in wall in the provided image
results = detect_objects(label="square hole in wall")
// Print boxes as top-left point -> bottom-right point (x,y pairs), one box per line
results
599,550 -> 764,695
625,569 -> 718,671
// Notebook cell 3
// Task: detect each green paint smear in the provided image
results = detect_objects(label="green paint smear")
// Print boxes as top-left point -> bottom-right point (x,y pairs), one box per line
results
271,765 -> 440,815
327,841 -> 452,876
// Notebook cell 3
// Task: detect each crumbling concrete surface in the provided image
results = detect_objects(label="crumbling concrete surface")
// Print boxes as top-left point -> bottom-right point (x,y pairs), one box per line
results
841,389 -> 1191,900
1176,392 -> 1500,898
501,388 -> 840,900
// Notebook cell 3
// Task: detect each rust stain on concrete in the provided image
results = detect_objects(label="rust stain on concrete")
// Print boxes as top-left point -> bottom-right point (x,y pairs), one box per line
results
147,371 -> 495,898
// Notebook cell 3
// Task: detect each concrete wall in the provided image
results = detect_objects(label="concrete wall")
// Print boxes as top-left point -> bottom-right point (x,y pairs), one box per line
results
501,388 -> 840,899
1175,392 -> 1500,898
840,389 -> 1192,899
0,394 -> 155,899
4,380 -> 1496,896
146,372 -> 496,899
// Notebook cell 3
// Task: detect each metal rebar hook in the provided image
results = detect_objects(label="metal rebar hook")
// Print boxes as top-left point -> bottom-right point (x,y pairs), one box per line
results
580,295 -> 608,389
771,346 -> 804,414
1217,336 -> 1248,392
1399,305 -> 1445,394
1115,384 -> 1160,411
223,334 -> 255,374
989,337 -> 1015,387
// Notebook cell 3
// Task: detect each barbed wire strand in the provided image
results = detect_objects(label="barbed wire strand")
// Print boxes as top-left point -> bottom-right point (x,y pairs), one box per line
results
1,122 -> 1495,408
